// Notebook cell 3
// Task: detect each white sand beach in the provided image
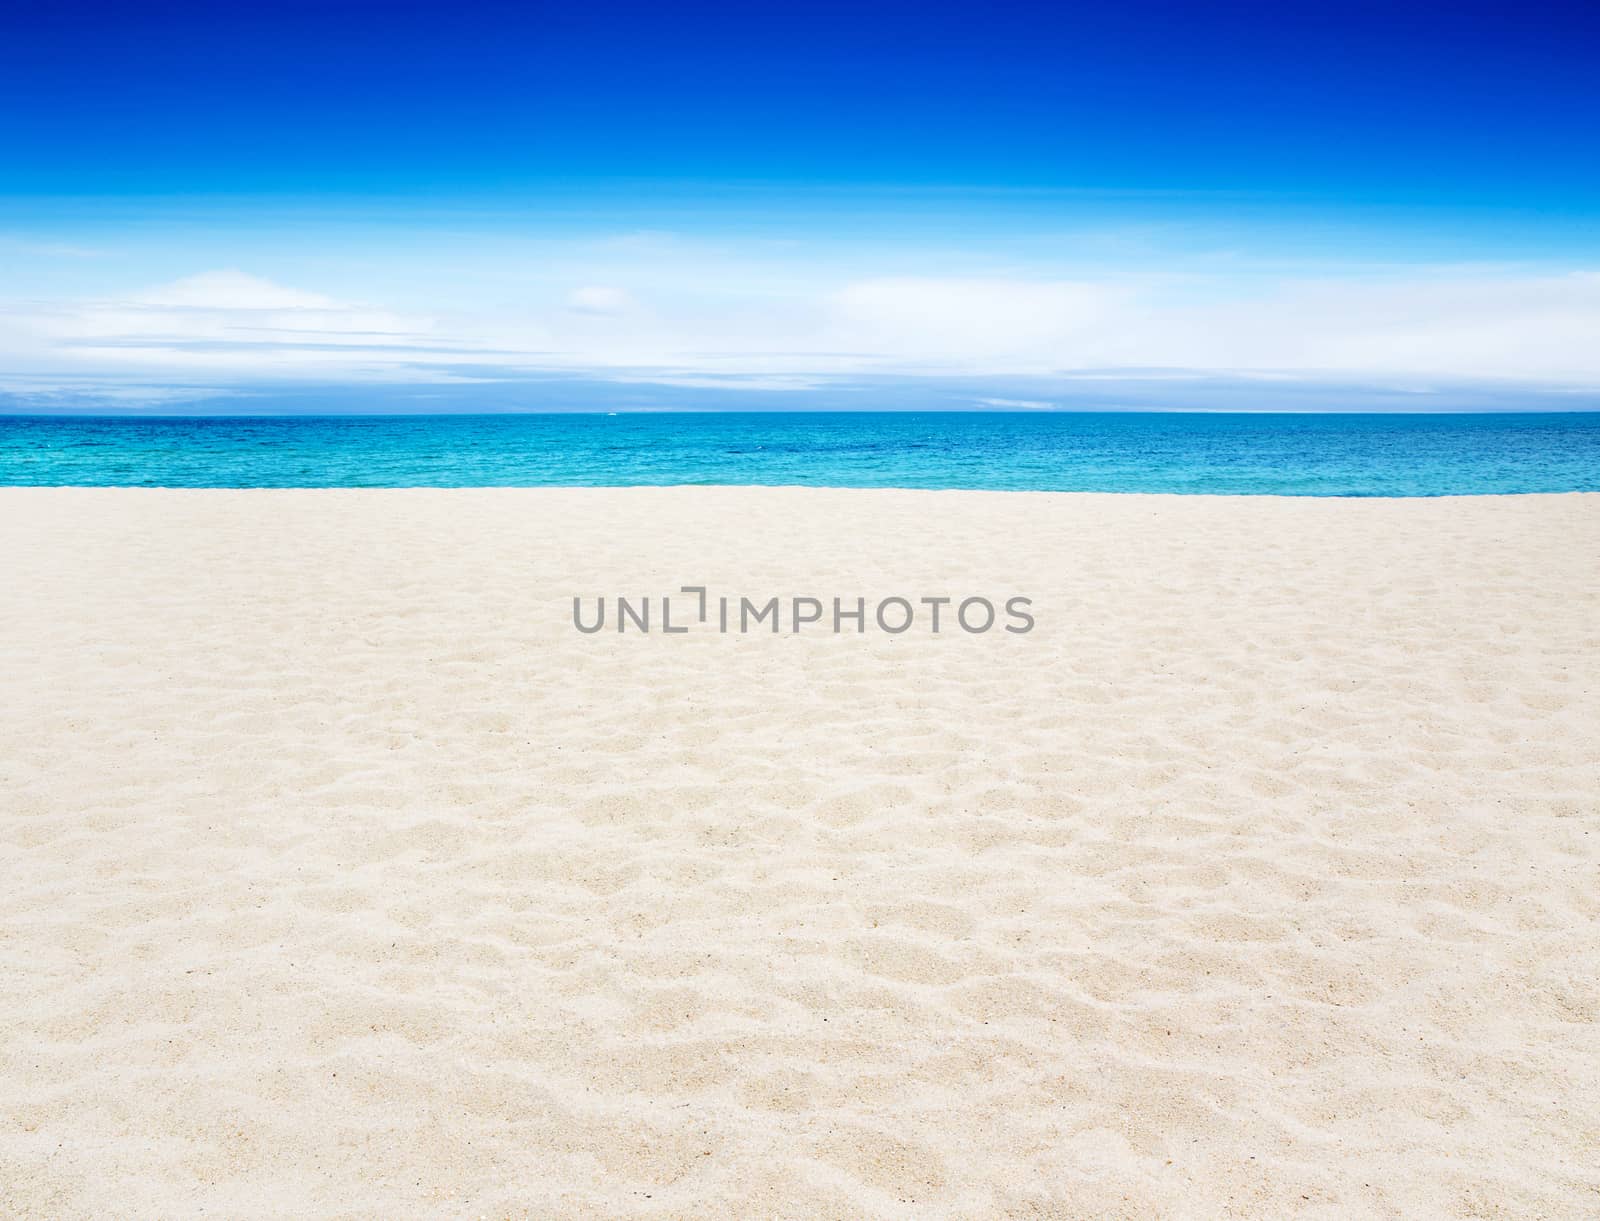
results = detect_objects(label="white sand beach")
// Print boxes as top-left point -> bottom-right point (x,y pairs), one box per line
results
2,487 -> 1597,1219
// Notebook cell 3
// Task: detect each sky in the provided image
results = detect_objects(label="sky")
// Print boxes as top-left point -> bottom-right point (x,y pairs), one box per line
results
3,0 -> 1599,411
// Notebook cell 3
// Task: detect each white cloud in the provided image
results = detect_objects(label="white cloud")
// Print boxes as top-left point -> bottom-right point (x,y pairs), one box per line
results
1,238 -> 108,259
830,278 -> 1123,367
138,270 -> 341,310
4,261 -> 1600,392
1075,270 -> 1600,383
566,285 -> 634,315
0,270 -> 454,379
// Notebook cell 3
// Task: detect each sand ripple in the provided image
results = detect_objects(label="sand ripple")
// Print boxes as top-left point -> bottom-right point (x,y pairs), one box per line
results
2,488 -> 1598,1217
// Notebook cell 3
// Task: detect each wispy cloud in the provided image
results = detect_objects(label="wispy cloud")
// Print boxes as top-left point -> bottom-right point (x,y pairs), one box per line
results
0,237 -> 110,259
5,258 -> 1600,397
566,285 -> 635,316
138,269 -> 338,309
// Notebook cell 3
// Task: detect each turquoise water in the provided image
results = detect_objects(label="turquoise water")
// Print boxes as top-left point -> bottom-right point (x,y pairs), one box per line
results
3,412 -> 1599,495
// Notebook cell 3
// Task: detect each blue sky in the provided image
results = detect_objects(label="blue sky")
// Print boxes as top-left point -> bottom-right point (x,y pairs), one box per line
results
3,0 -> 1599,410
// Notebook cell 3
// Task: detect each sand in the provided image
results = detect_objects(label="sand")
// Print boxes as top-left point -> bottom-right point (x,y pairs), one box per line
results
2,487 -> 1598,1219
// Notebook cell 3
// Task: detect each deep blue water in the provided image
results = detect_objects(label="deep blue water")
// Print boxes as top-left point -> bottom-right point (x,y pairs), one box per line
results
3,413 -> 1600,495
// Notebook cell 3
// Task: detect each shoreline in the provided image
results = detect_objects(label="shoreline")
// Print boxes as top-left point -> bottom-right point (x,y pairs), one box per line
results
6,483 -> 1600,496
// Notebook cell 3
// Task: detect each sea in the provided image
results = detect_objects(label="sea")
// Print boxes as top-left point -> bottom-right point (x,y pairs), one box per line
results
3,412 -> 1600,496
